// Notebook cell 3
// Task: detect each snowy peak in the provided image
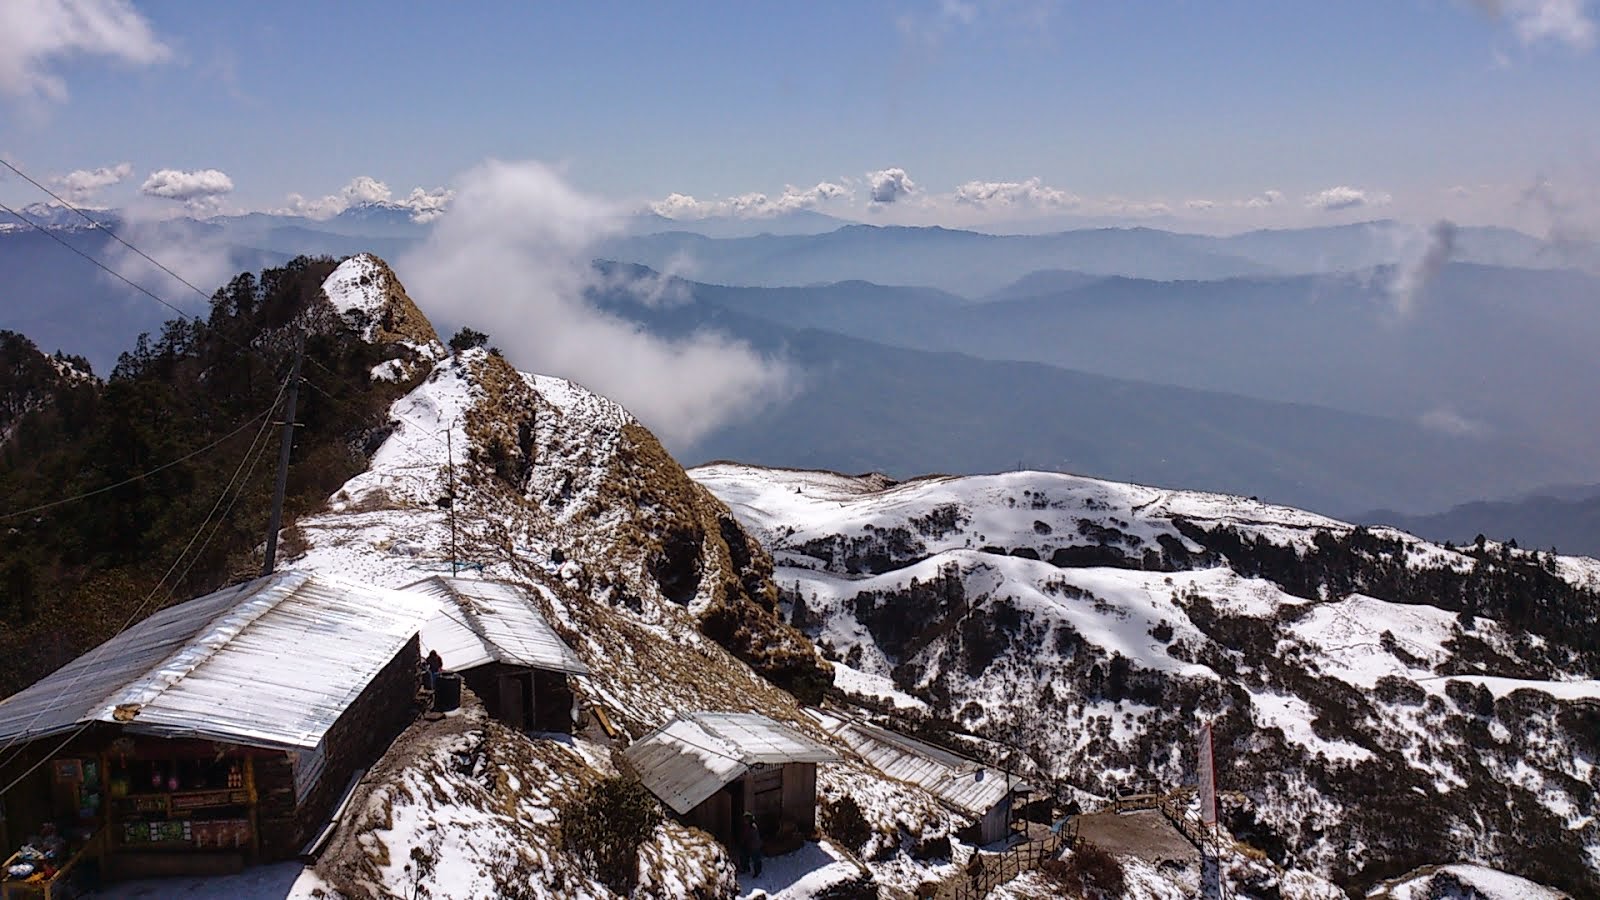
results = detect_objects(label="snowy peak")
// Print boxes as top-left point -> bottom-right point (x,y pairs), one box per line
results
320,253 -> 440,347
0,201 -> 119,232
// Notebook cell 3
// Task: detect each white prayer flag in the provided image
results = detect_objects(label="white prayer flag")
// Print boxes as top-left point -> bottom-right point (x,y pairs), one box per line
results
1198,720 -> 1217,826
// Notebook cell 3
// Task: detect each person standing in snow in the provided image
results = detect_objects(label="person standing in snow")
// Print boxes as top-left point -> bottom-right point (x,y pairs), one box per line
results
425,649 -> 443,688
740,811 -> 764,877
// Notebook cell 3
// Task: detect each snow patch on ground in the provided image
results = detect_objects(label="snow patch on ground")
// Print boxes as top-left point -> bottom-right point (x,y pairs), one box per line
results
1369,863 -> 1571,898
734,840 -> 865,899
829,661 -> 929,711
321,254 -> 387,338
1251,689 -> 1374,761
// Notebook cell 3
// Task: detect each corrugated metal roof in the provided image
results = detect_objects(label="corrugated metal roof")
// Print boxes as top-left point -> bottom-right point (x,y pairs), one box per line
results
0,571 -> 438,750
408,577 -> 589,676
828,718 -> 1015,817
623,712 -> 839,814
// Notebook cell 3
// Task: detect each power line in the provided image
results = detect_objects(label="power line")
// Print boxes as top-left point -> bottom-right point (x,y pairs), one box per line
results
2,170 -> 353,411
0,197 -> 339,396
0,422 -> 280,784
0,199 -> 204,329
0,374 -> 288,775
0,400 -> 279,522
0,160 -> 222,314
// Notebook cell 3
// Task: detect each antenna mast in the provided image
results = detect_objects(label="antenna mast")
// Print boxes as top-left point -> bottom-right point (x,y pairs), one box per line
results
448,419 -> 459,576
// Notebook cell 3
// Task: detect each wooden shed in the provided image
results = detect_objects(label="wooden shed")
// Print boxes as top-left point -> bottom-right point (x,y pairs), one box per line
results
622,712 -> 839,849
0,572 -> 436,882
408,577 -> 589,733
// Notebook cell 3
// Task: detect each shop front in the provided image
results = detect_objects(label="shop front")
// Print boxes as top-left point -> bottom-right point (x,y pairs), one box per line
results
0,572 -> 440,893
1,731 -> 283,891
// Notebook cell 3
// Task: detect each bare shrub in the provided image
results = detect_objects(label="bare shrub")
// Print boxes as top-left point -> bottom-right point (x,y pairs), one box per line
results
558,775 -> 661,893
821,795 -> 872,853
1040,841 -> 1126,898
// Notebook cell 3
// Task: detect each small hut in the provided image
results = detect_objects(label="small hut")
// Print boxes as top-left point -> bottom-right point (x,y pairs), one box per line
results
408,577 -> 589,733
0,571 -> 436,881
622,712 -> 839,848
823,715 -> 1028,845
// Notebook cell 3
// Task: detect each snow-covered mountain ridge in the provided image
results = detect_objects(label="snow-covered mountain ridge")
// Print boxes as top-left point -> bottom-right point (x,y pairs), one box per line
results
691,463 -> 1600,896
257,256 -> 993,898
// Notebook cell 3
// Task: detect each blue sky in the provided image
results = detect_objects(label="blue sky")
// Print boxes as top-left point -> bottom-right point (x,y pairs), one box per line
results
2,0 -> 1598,229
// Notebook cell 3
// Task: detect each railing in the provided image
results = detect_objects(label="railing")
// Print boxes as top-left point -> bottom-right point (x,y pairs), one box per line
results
936,819 -> 1076,900
1109,778 -> 1164,812
1157,794 -> 1209,849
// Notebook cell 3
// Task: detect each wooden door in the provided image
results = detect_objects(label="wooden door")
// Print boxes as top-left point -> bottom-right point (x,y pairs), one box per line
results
501,675 -> 526,730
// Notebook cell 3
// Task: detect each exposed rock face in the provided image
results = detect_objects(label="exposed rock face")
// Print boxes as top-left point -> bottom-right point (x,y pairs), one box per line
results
322,252 -> 440,347
457,348 -> 833,707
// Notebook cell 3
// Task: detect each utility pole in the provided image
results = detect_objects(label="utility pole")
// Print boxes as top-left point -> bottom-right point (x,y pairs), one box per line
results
447,419 -> 458,576
262,334 -> 304,577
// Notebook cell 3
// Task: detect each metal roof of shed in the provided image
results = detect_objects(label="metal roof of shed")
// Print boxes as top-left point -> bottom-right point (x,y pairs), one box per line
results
623,712 -> 839,814
826,717 -> 1020,817
408,577 -> 589,676
0,571 -> 438,750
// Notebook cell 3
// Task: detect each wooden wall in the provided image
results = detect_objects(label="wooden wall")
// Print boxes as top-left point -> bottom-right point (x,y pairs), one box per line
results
684,762 -> 820,849
459,664 -> 575,734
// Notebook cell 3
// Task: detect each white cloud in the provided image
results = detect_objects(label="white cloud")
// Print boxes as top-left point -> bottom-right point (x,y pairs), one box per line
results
0,0 -> 170,101
649,181 -> 850,220
101,205 -> 240,310
280,175 -> 454,223
50,161 -> 131,203
953,177 -> 1078,210
1475,0 -> 1596,49
397,160 -> 792,448
403,186 -> 454,223
1241,189 -> 1285,209
898,0 -> 980,47
1097,196 -> 1172,216
1304,185 -> 1392,212
140,168 -> 234,212
868,167 -> 918,205
1420,407 -> 1489,437
1184,199 -> 1218,211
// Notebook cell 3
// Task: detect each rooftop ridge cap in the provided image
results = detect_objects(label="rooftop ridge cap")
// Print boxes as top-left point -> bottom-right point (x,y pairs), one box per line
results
434,576 -> 509,666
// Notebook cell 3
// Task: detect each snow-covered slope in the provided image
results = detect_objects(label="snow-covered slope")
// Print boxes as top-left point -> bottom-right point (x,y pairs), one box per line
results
692,463 -> 1600,897
1367,863 -> 1572,899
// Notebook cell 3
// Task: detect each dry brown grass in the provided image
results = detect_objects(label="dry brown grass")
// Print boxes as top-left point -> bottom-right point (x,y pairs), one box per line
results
360,255 -> 440,347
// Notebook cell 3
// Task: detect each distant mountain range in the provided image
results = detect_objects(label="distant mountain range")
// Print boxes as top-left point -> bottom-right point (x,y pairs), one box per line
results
1363,485 -> 1600,558
588,264 -> 1590,517
682,262 -> 1600,464
597,219 -> 1579,296
4,208 -> 1595,521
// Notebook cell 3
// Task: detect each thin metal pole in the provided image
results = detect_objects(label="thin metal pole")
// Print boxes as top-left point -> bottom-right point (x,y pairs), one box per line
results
262,334 -> 304,576
447,419 -> 458,576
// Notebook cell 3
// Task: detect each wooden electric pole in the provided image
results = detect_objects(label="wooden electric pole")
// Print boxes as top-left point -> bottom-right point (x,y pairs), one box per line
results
262,335 -> 304,576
